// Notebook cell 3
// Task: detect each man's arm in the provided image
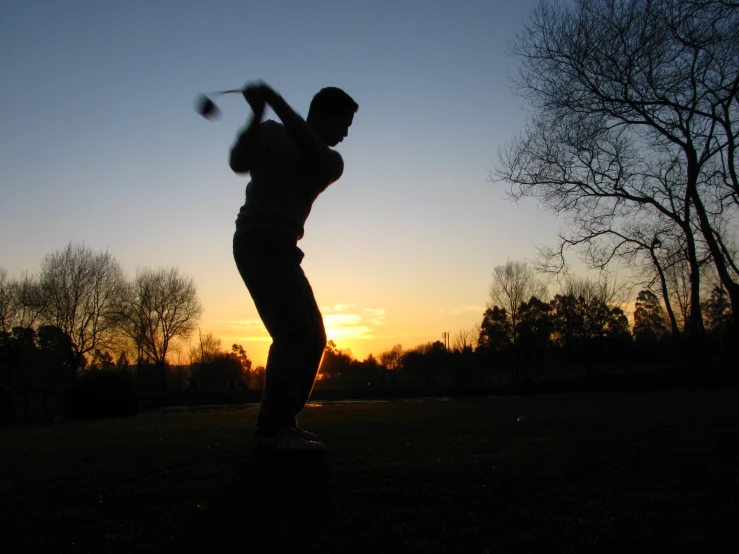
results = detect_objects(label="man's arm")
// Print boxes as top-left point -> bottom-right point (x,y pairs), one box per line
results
229,97 -> 265,175
247,84 -> 337,183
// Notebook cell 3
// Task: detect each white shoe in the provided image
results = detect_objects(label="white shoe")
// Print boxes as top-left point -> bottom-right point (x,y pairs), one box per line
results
293,425 -> 318,441
253,428 -> 326,453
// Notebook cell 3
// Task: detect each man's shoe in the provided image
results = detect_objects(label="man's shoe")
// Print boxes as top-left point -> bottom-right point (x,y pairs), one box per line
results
293,425 -> 318,441
253,428 -> 326,453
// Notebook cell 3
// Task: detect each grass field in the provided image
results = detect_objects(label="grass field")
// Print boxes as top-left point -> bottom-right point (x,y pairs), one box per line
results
2,389 -> 738,553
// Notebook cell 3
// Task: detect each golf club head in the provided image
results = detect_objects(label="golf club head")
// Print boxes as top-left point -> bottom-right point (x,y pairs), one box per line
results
195,89 -> 244,121
195,94 -> 221,120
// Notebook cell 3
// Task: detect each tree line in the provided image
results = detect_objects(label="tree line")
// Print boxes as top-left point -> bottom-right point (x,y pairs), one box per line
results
1,242 -> 208,389
318,260 -> 734,389
3,243 -> 732,396
1,243 -> 270,395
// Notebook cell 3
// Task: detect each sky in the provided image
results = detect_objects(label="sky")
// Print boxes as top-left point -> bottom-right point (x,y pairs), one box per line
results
0,0 -> 569,366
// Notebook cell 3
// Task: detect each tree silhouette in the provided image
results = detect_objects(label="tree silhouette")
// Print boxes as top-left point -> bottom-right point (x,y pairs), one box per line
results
633,290 -> 668,343
190,330 -> 223,365
0,268 -> 11,333
3,326 -> 37,369
516,296 -> 553,368
319,340 -> 353,380
231,344 -> 253,377
187,337 -> 252,389
356,353 -> 384,385
36,325 -> 74,371
488,261 -> 547,347
477,306 -> 512,354
116,351 -> 130,370
496,0 -> 739,332
37,243 -> 126,373
379,344 -> 404,372
0,269 -> 43,333
702,286 -> 733,334
89,349 -> 116,370
191,352 -> 246,389
115,267 -> 202,389
251,365 -> 266,389
549,294 -> 585,352
477,306 -> 513,382
0,325 -> 74,391
401,341 -> 447,385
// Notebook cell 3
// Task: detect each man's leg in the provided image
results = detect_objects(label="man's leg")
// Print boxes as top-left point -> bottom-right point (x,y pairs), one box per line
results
293,277 -> 327,423
233,232 -> 323,437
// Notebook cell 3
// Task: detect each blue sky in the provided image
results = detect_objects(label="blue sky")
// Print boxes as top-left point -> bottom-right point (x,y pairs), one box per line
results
0,0 -> 567,365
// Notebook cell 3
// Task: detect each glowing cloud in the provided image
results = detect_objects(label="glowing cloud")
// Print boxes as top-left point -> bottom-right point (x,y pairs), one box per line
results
325,303 -> 359,312
323,313 -> 373,341
218,305 -> 387,350
364,308 -> 386,325
318,304 -> 387,343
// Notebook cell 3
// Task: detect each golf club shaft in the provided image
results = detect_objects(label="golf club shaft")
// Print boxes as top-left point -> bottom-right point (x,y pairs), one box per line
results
211,88 -> 243,97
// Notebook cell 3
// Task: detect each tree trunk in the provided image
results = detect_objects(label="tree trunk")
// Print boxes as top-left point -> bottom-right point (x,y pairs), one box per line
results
686,153 -> 739,328
158,362 -> 167,391
651,249 -> 680,337
680,155 -> 706,338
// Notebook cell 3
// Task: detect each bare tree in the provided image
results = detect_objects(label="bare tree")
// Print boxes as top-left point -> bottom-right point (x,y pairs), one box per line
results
379,344 -> 404,371
556,274 -> 631,340
489,260 -> 547,346
558,274 -> 624,307
495,0 -> 739,329
115,267 -> 202,389
664,253 -> 692,331
559,214 -> 691,339
190,329 -> 222,365
0,269 -> 44,333
14,272 -> 44,330
451,327 -> 476,353
37,243 -> 126,371
0,268 -> 11,333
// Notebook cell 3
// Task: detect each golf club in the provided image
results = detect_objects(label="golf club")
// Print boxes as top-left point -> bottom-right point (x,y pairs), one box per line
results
195,88 -> 244,120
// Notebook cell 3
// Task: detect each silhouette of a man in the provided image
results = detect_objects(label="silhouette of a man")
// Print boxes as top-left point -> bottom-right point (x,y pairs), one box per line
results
230,82 -> 357,452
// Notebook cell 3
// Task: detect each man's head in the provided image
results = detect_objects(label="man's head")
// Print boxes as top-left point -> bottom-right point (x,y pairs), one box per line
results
307,87 -> 358,147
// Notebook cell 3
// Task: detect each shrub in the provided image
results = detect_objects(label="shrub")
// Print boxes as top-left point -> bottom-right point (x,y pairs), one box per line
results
69,370 -> 139,418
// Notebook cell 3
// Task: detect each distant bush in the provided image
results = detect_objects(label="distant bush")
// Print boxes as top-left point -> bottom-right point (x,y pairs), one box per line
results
69,370 -> 140,418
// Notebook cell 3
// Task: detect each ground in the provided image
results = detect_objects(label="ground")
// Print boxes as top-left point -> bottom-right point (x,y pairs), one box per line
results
1,389 -> 738,553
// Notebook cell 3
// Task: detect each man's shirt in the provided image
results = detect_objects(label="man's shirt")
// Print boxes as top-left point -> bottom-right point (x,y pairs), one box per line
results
235,120 -> 343,244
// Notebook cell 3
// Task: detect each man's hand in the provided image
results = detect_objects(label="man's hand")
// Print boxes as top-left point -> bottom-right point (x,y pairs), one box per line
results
240,82 -> 337,184
242,82 -> 276,115
230,83 -> 274,175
